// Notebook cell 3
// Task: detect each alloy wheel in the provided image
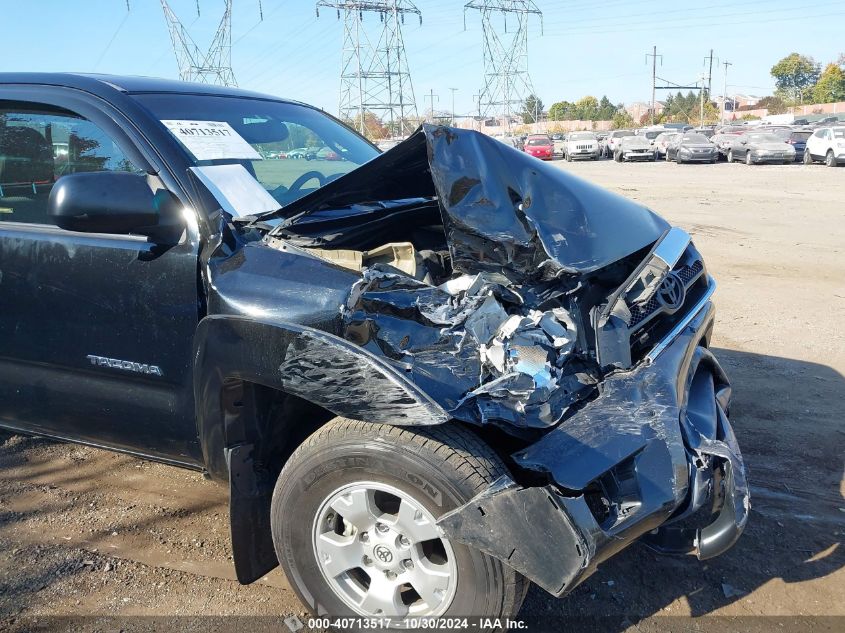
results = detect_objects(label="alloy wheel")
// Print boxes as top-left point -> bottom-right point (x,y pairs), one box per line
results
312,482 -> 458,618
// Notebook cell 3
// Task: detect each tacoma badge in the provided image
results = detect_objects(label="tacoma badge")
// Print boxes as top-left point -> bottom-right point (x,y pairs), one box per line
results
86,355 -> 163,377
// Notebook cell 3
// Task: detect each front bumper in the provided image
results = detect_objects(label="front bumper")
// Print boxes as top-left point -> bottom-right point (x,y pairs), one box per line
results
750,152 -> 794,163
438,301 -> 749,597
679,151 -> 718,162
623,151 -> 655,161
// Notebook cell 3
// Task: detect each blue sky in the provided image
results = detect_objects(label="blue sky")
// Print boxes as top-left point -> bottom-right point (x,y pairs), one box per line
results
1,0 -> 843,116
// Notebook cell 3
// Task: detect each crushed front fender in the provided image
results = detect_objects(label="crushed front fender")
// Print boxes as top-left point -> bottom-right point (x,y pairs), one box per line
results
437,300 -> 749,596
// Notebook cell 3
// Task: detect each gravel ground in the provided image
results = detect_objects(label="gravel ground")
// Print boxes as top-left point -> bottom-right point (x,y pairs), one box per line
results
1,159 -> 843,632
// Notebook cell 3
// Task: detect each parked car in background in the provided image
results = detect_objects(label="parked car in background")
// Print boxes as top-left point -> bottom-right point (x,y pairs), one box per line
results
653,132 -> 679,158
813,116 -> 843,127
803,126 -> 845,166
551,133 -> 565,158
727,132 -> 796,164
691,127 -> 716,138
564,131 -> 600,161
615,135 -> 656,161
523,134 -> 553,160
376,139 -> 401,152
711,133 -> 736,160
605,129 -> 635,158
792,118 -> 810,126
638,129 -> 665,150
666,133 -> 718,164
662,123 -> 693,132
784,129 -> 812,161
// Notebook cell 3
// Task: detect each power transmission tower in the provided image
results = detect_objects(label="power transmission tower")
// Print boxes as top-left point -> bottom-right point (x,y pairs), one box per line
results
159,0 -> 240,86
317,1 -> 422,137
464,1 -> 543,132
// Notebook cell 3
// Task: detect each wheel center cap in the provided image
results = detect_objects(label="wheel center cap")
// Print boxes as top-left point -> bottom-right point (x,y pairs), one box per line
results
373,544 -> 394,564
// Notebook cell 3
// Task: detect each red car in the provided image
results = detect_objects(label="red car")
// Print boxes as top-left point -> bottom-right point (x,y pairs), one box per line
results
523,134 -> 553,160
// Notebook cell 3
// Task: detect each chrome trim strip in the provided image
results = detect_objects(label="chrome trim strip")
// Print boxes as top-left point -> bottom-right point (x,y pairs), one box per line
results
645,275 -> 716,363
652,226 -> 692,268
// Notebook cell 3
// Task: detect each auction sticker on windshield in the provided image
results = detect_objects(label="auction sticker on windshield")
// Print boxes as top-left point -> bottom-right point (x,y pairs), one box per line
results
161,120 -> 262,161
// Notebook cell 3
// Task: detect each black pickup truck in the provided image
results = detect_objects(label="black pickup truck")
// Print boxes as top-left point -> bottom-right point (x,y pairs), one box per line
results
0,73 -> 748,626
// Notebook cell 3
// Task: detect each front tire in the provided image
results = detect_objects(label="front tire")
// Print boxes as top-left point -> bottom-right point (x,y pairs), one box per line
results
270,419 -> 526,629
727,149 -> 734,163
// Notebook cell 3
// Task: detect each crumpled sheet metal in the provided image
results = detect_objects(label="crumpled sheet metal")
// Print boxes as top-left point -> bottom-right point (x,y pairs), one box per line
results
273,124 -> 668,281
424,125 -> 669,280
343,266 -> 596,430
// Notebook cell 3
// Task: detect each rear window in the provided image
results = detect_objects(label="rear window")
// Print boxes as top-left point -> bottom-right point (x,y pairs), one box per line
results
682,134 -> 710,143
790,131 -> 812,141
748,134 -> 782,143
834,129 -> 845,139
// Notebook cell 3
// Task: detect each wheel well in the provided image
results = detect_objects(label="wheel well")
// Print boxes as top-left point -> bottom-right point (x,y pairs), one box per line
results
223,379 -> 539,584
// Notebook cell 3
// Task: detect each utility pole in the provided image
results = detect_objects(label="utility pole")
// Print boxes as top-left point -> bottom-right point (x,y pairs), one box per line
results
464,1 -> 543,132
425,89 -> 439,122
317,1 -> 422,137
646,45 -> 662,125
449,87 -> 459,126
699,73 -> 706,125
704,49 -> 715,95
473,92 -> 482,131
722,60 -> 732,124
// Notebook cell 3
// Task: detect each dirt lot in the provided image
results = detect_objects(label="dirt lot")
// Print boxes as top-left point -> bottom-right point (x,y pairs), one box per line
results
1,160 -> 844,632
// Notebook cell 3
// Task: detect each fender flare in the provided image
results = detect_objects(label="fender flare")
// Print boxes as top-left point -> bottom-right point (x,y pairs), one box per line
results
194,314 -> 449,480
192,315 -> 449,584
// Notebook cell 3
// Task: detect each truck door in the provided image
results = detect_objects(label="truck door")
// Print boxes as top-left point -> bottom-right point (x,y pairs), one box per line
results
0,93 -> 202,465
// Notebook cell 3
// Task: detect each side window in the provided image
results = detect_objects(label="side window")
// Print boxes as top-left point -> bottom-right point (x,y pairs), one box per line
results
0,102 -> 142,225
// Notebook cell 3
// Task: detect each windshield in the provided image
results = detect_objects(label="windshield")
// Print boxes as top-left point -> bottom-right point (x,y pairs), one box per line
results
134,94 -> 379,208
681,134 -> 710,143
643,131 -> 661,140
527,137 -> 552,146
569,132 -> 595,141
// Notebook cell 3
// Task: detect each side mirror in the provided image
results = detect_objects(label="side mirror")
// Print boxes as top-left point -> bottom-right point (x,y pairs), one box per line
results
49,172 -> 179,239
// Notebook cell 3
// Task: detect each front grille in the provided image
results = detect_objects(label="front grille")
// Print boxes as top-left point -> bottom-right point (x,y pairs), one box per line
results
627,260 -> 703,328
629,256 -> 708,362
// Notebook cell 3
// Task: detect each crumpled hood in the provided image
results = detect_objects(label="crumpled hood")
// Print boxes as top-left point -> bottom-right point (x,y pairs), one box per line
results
274,124 -> 669,280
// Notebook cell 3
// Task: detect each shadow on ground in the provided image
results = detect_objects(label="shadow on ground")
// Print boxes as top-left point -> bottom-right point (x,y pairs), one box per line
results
522,348 -> 845,625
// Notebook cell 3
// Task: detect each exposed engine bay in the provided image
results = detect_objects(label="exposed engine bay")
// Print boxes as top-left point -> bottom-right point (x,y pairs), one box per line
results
253,125 -> 680,433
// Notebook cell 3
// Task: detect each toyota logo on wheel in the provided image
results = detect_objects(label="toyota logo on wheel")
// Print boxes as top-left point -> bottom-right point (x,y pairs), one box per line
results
657,272 -> 686,311
374,545 -> 393,564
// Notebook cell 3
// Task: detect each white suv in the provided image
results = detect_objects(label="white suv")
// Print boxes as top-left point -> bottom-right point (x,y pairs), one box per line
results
803,127 -> 845,166
564,131 -> 600,160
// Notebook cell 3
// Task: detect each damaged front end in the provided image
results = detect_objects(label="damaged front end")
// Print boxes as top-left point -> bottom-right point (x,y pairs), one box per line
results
238,124 -> 748,595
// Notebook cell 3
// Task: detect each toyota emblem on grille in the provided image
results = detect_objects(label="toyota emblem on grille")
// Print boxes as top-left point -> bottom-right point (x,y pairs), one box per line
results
657,272 -> 686,311
374,545 -> 393,564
